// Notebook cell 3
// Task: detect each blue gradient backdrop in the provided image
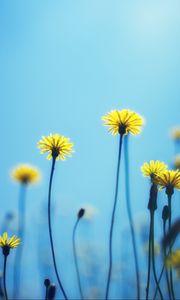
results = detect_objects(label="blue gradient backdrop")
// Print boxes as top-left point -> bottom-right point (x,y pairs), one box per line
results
0,1 -> 180,299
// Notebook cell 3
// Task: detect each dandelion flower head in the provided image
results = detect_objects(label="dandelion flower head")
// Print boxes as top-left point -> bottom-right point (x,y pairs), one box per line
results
11,164 -> 40,184
141,160 -> 167,181
38,133 -> 74,161
102,109 -> 144,136
156,170 -> 180,191
0,232 -> 21,255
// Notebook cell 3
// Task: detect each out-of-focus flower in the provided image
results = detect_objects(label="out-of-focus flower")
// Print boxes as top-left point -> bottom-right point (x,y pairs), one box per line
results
102,109 -> 144,136
11,164 -> 40,184
38,133 -> 74,161
170,127 -> 180,141
166,249 -> 180,278
0,233 -> 21,255
162,219 -> 180,248
174,155 -> 180,170
143,241 -> 160,256
80,204 -> 98,220
156,170 -> 180,191
141,160 -> 167,180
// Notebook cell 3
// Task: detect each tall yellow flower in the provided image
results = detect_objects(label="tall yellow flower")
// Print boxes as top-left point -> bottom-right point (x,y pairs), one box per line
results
156,170 -> 180,191
11,164 -> 40,184
141,160 -> 167,180
38,133 -> 74,161
102,109 -> 144,136
0,233 -> 21,300
0,233 -> 20,254
170,127 -> 180,141
166,249 -> 180,278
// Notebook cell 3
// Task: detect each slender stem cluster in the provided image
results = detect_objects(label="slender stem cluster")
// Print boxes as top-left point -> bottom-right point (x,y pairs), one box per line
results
146,183 -> 163,300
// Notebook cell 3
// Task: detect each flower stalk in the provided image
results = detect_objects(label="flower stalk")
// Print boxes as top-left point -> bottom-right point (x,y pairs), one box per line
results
3,254 -> 8,300
13,184 -> 27,298
166,190 -> 175,300
124,136 -> 140,300
72,209 -> 85,300
105,134 -> 123,300
162,206 -> 171,299
146,183 -> 163,300
48,157 -> 68,300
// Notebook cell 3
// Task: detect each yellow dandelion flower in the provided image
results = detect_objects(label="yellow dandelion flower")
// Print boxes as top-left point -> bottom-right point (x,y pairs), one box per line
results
38,133 -> 74,161
141,160 -> 168,180
166,249 -> 180,277
174,155 -> 180,170
170,127 -> 180,141
156,170 -> 180,190
0,232 -> 21,255
102,109 -> 144,136
11,164 -> 40,184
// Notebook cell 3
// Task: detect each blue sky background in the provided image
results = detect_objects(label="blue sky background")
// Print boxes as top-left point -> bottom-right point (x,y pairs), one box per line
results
0,1 -> 180,299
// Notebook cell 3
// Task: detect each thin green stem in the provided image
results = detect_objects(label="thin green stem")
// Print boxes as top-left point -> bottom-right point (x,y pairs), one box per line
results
146,213 -> 152,300
3,255 -> 8,300
163,220 -> 171,300
72,218 -> 83,300
167,195 -> 175,300
13,184 -> 27,298
124,136 -> 140,300
105,134 -> 123,300
151,212 -> 163,300
48,157 -> 68,300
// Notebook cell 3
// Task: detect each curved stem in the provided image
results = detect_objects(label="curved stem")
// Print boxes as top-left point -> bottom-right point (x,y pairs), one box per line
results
146,212 -> 152,300
48,157 -> 68,300
13,184 -> 27,298
3,255 -> 8,300
163,220 -> 171,300
105,134 -> 123,300
124,136 -> 140,300
167,195 -> 175,300
153,239 -> 176,300
151,212 -> 163,300
73,218 -> 83,299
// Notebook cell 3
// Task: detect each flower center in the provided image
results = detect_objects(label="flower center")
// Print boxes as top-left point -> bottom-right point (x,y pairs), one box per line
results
2,245 -> 10,256
118,124 -> 126,135
52,147 -> 60,158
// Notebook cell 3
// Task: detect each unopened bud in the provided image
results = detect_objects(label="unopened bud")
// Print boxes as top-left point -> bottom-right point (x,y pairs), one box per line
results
162,205 -> 169,221
78,208 -> 85,219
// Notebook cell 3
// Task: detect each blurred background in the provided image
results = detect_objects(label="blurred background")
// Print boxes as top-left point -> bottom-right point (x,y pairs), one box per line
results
0,0 -> 180,299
